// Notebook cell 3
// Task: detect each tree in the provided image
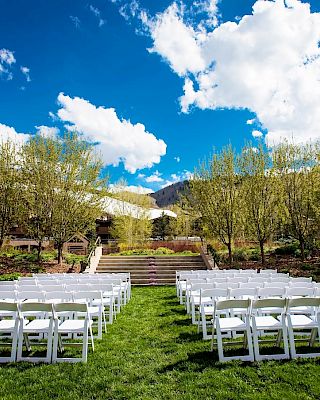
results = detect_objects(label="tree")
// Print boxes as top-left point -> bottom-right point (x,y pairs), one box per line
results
50,132 -> 107,263
152,212 -> 173,240
190,145 -> 241,265
22,132 -> 107,263
110,180 -> 152,245
0,140 -> 22,247
239,144 -> 280,266
21,135 -> 60,260
273,141 -> 319,261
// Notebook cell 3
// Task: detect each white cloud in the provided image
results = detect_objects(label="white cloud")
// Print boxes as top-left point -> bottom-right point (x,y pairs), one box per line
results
109,183 -> 153,194
0,49 -> 16,80
147,3 -> 206,76
160,170 -> 192,188
89,5 -> 105,27
70,16 -> 81,28
246,118 -> 255,125
20,66 -> 31,82
0,123 -> 30,145
137,173 -> 145,179
145,170 -> 163,182
252,130 -> 263,138
36,125 -> 60,138
48,111 -> 58,121
145,0 -> 320,145
56,93 -> 167,173
174,156 -> 180,162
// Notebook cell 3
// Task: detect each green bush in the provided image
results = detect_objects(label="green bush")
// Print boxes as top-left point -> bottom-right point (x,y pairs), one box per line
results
64,254 -> 87,265
274,241 -> 300,256
233,248 -> 249,261
154,247 -> 174,255
300,263 -> 314,271
0,272 -> 21,281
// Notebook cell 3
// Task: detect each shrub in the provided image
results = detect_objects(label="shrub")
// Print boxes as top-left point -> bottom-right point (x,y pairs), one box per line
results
274,241 -> 300,256
64,254 -> 86,265
233,248 -> 249,262
154,247 -> 174,255
0,272 -> 21,281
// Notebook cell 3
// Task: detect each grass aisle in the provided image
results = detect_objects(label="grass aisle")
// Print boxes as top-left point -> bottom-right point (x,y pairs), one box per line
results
0,286 -> 320,400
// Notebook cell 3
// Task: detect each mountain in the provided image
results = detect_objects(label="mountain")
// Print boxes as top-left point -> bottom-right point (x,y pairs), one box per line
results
150,180 -> 189,208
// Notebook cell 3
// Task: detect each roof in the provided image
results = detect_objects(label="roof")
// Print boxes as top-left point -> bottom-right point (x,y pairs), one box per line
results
100,196 -> 177,220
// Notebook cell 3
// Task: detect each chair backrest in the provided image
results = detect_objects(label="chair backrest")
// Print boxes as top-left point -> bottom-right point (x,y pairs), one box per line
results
215,282 -> 238,289
239,269 -> 257,274
201,288 -> 228,300
72,290 -> 102,303
44,291 -> 73,302
249,277 -> 269,283
64,284 -> 90,292
16,291 -> 45,302
270,276 -> 289,283
190,283 -> 213,292
260,269 -> 277,275
54,302 -> 88,313
0,301 -> 18,312
19,302 -> 53,313
89,283 -> 113,293
0,290 -> 17,301
251,297 -> 287,312
228,277 -> 248,284
257,287 -> 286,298
239,282 -> 264,289
290,277 -> 312,283
287,297 -> 320,309
38,285 -> 65,292
285,287 -> 315,298
229,287 -> 256,299
215,298 -> 250,312
264,282 -> 288,288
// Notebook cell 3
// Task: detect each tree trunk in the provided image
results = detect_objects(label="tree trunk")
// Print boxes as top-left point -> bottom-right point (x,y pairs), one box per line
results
259,239 -> 265,267
57,244 -> 63,265
299,238 -> 305,261
37,241 -> 42,262
227,242 -> 232,266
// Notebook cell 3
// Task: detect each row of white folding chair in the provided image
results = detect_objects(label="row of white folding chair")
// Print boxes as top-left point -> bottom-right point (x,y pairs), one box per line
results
210,297 -> 320,362
0,289 -> 107,338
196,286 -> 320,339
0,287 -> 114,328
0,301 -> 94,363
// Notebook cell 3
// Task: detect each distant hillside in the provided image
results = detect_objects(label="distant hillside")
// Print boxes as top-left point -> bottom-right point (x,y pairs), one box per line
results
151,180 -> 189,207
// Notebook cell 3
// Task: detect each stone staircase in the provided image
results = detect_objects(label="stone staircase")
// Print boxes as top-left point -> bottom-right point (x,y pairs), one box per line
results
95,255 -> 208,285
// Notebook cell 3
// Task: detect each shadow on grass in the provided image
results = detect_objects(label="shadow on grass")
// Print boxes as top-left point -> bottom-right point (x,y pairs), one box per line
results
176,332 -> 202,343
170,319 -> 192,327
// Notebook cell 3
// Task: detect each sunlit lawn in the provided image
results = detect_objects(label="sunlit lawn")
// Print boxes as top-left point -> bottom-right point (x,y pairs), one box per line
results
0,286 -> 319,400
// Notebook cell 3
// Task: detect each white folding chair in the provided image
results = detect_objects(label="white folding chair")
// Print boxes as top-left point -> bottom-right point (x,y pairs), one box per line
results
17,302 -> 54,363
250,298 -> 289,361
0,302 -> 19,363
198,288 -> 228,340
72,291 -> 106,339
52,302 -> 94,363
89,283 -> 115,324
210,299 -> 254,362
286,297 -> 320,359
189,283 -> 213,324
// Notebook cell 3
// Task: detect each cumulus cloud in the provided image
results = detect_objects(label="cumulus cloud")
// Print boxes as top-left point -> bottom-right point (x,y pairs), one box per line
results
161,170 -> 192,188
145,170 -> 163,183
252,130 -> 263,138
36,125 -> 60,138
0,123 -> 30,145
246,118 -> 255,125
144,0 -> 320,145
56,93 -> 167,173
0,49 -> 16,80
21,66 -> 31,82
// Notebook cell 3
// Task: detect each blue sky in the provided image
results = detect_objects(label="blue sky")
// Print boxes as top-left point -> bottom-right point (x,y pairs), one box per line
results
1,0 -> 320,193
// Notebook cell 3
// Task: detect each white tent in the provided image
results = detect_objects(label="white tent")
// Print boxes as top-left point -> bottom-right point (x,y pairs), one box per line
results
100,196 -> 176,220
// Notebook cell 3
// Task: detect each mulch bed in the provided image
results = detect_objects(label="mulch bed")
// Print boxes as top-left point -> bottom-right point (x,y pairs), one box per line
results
0,256 -> 81,276
218,254 -> 320,281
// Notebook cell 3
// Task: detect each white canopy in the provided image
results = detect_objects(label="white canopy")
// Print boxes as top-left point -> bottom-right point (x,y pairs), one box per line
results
100,196 -> 176,220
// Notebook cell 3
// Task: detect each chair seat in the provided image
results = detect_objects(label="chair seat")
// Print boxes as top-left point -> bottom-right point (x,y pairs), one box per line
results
252,316 -> 282,330
0,320 -> 16,331
24,319 -> 52,332
58,319 -> 93,333
289,314 -> 318,328
216,317 -> 246,331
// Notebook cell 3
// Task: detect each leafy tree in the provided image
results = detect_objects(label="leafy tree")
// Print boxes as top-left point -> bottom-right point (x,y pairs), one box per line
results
22,132 -> 107,264
110,180 -> 152,245
0,140 -> 22,247
239,144 -> 280,266
272,141 -> 319,260
190,145 -> 241,265
152,212 -> 173,240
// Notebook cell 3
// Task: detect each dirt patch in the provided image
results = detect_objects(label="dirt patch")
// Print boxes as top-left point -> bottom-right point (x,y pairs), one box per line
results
0,257 -> 81,276
218,254 -> 320,281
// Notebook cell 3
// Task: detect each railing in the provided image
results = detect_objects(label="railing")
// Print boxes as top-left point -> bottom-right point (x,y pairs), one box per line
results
82,237 -> 102,273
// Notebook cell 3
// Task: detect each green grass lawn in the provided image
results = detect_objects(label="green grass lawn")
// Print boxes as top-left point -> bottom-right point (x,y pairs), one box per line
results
0,286 -> 320,400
